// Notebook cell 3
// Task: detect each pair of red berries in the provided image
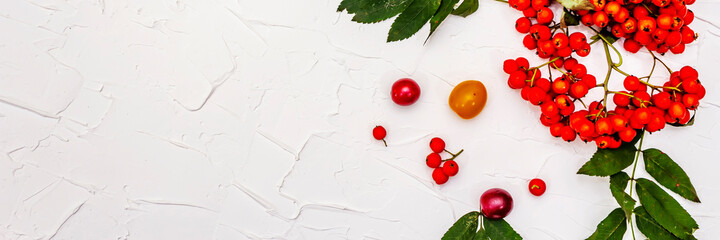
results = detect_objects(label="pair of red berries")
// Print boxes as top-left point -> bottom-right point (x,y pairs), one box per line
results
426,137 -> 463,185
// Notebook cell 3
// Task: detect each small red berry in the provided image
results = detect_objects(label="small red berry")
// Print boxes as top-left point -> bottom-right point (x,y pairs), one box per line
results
679,66 -> 699,81
503,59 -> 519,74
560,126 -> 577,142
623,76 -> 641,91
373,126 -> 387,146
426,153 -> 441,168
516,17 -> 532,33
528,178 -> 546,196
432,168 -> 449,184
442,160 -> 459,176
613,92 -> 631,107
429,137 -> 446,153
619,128 -> 637,142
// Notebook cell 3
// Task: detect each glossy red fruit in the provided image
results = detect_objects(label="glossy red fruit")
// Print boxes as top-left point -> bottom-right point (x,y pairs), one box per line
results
652,92 -> 673,109
560,126 -> 577,142
373,126 -> 387,146
508,71 -> 527,89
529,178 -> 546,196
610,115 -> 629,132
624,39 -> 642,53
432,168 -> 449,184
623,76 -> 641,91
541,102 -> 560,116
646,114 -> 666,132
391,78 -> 421,106
426,153 -> 441,168
576,43 -> 591,57
593,11 -> 610,28
503,59 -> 519,74
552,79 -> 570,94
638,17 -> 657,33
442,160 -> 459,176
537,7 -> 554,24
622,18 -> 638,33
550,123 -> 565,137
516,17 -> 532,33
480,188 -> 514,219
523,35 -> 538,50
429,137 -> 445,153
614,7 -> 630,23
569,32 -> 587,50
613,92 -> 631,107
372,126 -> 386,140
679,66 -> 699,81
619,128 -> 637,142
528,87 -> 547,105
596,117 -> 615,135
582,74 -> 597,88
682,94 -> 700,110
570,82 -> 589,98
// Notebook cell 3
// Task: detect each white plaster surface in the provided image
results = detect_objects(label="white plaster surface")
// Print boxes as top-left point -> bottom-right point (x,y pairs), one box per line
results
1,0 -> 719,239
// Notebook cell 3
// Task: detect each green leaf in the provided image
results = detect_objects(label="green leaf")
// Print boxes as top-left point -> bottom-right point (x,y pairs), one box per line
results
483,218 -> 522,240
387,0 -> 442,42
555,0 -> 594,10
473,228 -> 489,240
562,8 -> 580,26
586,208 -> 627,240
338,0 -> 415,23
429,0 -> 461,37
442,211 -> 480,240
635,206 -> 684,240
451,0 -> 479,17
577,144 -> 636,176
609,172 -> 636,219
643,148 -> 700,203
636,178 -> 699,239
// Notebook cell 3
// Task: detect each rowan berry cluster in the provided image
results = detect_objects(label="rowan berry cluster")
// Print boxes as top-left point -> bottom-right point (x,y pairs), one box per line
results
426,137 -> 464,184
503,0 -> 702,149
574,0 -> 698,55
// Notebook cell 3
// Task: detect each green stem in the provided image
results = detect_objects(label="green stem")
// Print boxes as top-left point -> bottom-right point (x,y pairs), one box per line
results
648,50 -> 672,73
443,149 -> 464,161
629,131 -> 646,195
640,56 -> 658,80
493,0 -> 509,3
533,56 -> 562,69
601,41 -> 613,112
590,27 -> 624,67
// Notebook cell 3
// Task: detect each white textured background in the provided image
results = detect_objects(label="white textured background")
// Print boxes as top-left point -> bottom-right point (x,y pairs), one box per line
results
1,0 -> 720,239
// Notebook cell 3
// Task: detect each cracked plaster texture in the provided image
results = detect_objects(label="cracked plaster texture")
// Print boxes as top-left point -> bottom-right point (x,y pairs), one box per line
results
1,0 -> 720,239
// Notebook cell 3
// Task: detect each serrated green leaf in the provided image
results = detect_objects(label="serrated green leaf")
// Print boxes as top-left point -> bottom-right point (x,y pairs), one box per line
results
338,0 -> 415,23
636,178 -> 699,239
586,208 -> 627,240
610,172 -> 636,219
483,218 -> 522,240
442,211 -> 480,240
388,0 -> 442,42
429,0 -> 460,38
562,8 -> 580,26
577,144 -> 636,176
556,0 -> 594,10
451,0 -> 479,17
635,206 -> 684,240
643,148 -> 700,203
473,228 -> 489,240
